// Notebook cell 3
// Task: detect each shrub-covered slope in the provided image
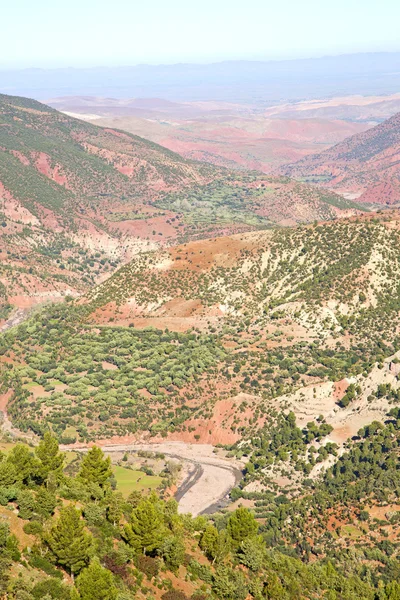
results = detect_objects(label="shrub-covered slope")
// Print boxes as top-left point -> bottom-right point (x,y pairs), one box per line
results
3,212 -> 400,452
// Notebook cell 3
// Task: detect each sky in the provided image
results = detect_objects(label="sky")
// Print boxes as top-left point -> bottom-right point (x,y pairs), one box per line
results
2,0 -> 400,68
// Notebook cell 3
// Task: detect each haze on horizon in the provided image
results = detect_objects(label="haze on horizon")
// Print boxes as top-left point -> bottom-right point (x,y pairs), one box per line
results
2,0 -> 400,69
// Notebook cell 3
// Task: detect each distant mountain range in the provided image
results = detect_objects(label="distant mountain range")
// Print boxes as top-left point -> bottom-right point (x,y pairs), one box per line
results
1,52 -> 400,103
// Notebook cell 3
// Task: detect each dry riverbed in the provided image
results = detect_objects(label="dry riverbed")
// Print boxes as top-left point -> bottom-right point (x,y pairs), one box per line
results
68,441 -> 243,516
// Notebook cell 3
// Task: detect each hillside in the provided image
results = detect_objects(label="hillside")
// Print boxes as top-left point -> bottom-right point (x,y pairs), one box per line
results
0,93 -> 218,313
77,211 -> 400,448
283,111 -> 400,204
4,213 -> 400,598
0,93 -> 364,316
0,94 -> 213,203
2,211 -> 400,452
1,435 -> 400,600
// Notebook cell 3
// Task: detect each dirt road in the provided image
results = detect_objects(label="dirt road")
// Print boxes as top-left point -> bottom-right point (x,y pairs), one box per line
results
68,441 -> 243,516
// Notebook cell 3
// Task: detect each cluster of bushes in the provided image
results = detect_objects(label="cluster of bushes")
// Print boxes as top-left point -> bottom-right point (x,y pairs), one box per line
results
0,304 -> 226,440
230,411 -> 335,483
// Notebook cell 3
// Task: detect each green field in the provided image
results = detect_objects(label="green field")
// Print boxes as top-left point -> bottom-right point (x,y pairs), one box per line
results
341,524 -> 363,539
113,465 -> 162,497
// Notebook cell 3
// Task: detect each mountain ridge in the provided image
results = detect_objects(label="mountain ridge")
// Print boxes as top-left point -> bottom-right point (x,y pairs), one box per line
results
3,52 -> 400,102
282,110 -> 400,204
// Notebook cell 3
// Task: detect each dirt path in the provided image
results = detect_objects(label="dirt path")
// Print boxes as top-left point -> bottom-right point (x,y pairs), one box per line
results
66,441 -> 243,516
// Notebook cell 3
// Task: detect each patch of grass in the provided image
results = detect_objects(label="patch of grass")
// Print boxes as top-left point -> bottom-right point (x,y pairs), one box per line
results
0,441 -> 17,454
341,524 -> 363,538
113,465 -> 162,496
22,382 -> 42,390
64,451 -> 78,466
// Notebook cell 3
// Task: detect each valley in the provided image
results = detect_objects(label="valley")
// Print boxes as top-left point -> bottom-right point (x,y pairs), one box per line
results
2,89 -> 400,600
3,0 -> 400,587
68,443 -> 243,517
3,211 -> 400,475
0,93 -> 364,319
48,95 -> 373,173
283,110 -> 400,205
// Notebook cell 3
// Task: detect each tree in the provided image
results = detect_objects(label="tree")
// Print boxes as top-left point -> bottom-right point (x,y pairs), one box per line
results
200,525 -> 219,559
237,536 -> 266,571
126,490 -> 142,508
34,487 -> 57,518
0,461 -> 18,487
105,492 -> 123,526
212,565 -> 249,600
78,447 -> 112,488
386,581 -> 400,600
7,444 -> 40,484
45,505 -> 93,576
159,536 -> 185,571
31,578 -> 71,600
263,572 -> 286,599
84,503 -> 106,526
76,558 -> 117,600
0,521 -> 12,595
36,432 -> 64,480
0,521 -> 10,548
17,489 -> 35,520
123,498 -> 166,554
200,525 -> 231,564
227,507 -> 258,545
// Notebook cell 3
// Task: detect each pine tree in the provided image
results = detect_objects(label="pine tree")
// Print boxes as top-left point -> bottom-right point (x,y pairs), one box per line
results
123,497 -> 166,554
45,505 -> 93,576
7,444 -> 40,484
105,491 -> 123,526
0,461 -> 18,486
16,489 -> 35,520
212,565 -> 249,600
36,432 -> 65,480
386,581 -> 400,600
227,507 -> 258,545
200,524 -> 219,559
76,558 -> 117,600
237,536 -> 266,571
78,447 -> 112,488
159,536 -> 185,571
34,487 -> 57,517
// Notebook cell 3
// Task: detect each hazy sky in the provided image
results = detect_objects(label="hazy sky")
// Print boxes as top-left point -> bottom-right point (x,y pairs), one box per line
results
2,0 -> 400,68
